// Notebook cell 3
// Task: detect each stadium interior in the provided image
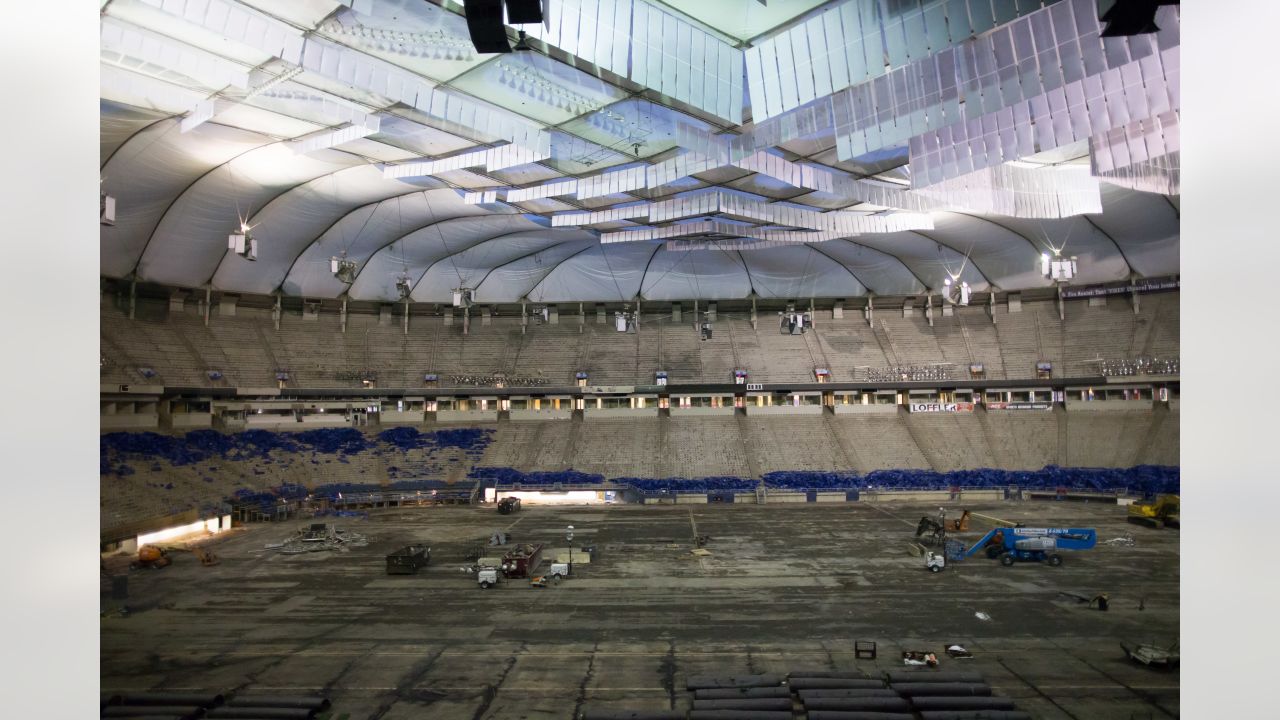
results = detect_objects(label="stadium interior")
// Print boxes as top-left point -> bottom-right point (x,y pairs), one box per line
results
96,1 -> 1183,719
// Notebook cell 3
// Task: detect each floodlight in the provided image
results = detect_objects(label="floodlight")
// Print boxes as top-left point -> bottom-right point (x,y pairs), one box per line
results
100,193 -> 116,226
331,256 -> 357,284
396,275 -> 412,300
229,231 -> 256,260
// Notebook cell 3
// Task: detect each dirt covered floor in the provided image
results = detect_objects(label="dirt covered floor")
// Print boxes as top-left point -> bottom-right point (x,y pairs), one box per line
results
101,500 -> 1179,719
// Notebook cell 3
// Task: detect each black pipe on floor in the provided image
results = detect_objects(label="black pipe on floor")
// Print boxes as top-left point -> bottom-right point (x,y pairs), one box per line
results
695,687 -> 791,700
885,671 -> 984,684
205,708 -> 316,720
801,698 -> 912,712
788,671 -> 871,679
690,698 -> 793,711
117,693 -> 226,708
101,707 -> 204,719
101,716 -> 193,720
916,707 -> 1034,712
579,711 -> 685,720
909,696 -> 1017,711
889,683 -> 991,696
797,689 -> 900,699
788,678 -> 886,690
224,696 -> 329,710
803,707 -> 916,712
685,675 -> 783,690
691,707 -> 788,712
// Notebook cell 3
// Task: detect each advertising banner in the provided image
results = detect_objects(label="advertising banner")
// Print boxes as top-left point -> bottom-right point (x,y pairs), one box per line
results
1061,277 -> 1180,299
909,402 -> 975,413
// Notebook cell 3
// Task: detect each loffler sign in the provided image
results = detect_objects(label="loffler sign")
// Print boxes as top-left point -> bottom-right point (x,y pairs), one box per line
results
908,402 -> 974,413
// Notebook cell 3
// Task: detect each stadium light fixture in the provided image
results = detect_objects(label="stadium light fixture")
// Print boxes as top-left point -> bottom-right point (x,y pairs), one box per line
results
395,274 -> 412,300
101,191 -> 116,226
943,276 -> 970,306
331,253 -> 357,284
1042,248 -> 1079,282
228,221 -> 257,261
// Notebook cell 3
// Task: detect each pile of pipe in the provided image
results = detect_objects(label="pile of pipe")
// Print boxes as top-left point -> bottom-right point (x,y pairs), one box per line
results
272,526 -> 368,555
685,674 -> 791,720
100,692 -> 331,719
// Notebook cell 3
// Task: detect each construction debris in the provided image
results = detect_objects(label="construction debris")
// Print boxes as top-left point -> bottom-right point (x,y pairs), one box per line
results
902,651 -> 939,667
946,644 -> 974,659
273,523 -> 368,554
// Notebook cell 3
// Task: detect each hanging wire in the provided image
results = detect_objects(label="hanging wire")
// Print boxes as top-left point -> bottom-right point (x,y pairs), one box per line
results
1035,217 -> 1077,256
597,239 -> 630,304
939,242 -> 973,282
422,189 -> 467,289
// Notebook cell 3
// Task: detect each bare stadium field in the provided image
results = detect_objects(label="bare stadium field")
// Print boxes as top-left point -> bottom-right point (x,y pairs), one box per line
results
101,501 -> 1179,719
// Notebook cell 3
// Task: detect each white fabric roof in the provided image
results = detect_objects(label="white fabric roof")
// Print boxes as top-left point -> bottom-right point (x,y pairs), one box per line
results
99,0 -> 1179,303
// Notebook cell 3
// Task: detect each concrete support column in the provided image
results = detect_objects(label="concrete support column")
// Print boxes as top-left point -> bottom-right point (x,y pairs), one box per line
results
339,297 -> 347,333
707,301 -> 717,321
218,294 -> 237,317
203,286 -> 211,326
547,304 -> 559,324
1056,285 -> 1065,321
988,291 -> 997,324
750,297 -> 757,329
671,302 -> 681,323
924,295 -> 934,326
832,299 -> 843,319
865,296 -> 874,326
128,279 -> 136,320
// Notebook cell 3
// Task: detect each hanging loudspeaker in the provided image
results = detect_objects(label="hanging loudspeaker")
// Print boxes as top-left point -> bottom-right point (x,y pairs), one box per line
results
465,0 -> 511,54
505,0 -> 544,25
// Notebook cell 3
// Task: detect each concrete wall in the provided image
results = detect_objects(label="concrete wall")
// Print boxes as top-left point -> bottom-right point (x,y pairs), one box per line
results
509,409 -> 573,421
833,404 -> 898,415
745,405 -> 824,416
101,414 -> 160,430
669,406 -> 736,416
437,410 -> 499,423
171,413 -> 213,429
380,410 -> 425,424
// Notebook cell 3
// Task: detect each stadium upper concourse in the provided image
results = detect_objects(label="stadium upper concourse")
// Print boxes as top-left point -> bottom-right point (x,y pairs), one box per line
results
97,1 -> 1182,719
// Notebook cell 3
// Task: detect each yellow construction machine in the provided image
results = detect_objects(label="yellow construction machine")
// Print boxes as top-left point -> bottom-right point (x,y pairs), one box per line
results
1127,494 -> 1180,529
132,543 -> 220,570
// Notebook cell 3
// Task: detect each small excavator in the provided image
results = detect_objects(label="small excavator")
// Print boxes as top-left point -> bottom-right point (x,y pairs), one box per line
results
1127,494 -> 1180,529
131,543 -> 220,570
